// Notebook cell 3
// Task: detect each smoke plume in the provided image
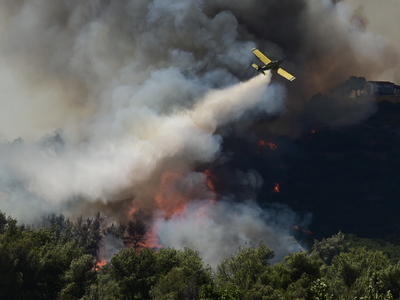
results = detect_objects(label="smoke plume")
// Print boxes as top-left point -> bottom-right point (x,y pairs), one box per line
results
155,200 -> 306,267
0,0 -> 398,264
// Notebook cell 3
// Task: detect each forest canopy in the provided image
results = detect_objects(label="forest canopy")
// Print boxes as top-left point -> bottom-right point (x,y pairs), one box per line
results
1,211 -> 400,300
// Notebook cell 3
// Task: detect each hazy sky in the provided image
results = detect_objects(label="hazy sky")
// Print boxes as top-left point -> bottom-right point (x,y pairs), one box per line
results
345,0 -> 400,81
346,0 -> 400,36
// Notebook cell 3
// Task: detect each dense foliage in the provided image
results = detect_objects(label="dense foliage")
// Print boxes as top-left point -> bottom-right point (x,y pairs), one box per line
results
1,211 -> 400,299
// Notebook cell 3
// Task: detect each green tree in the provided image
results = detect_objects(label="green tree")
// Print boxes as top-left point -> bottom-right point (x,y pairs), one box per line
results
84,265 -> 122,300
311,232 -> 349,265
311,279 -> 333,300
270,252 -> 323,300
150,248 -> 212,300
122,219 -> 147,250
42,214 -> 75,245
0,210 -> 7,234
108,247 -> 156,300
73,213 -> 105,260
215,242 -> 274,300
328,248 -> 393,299
0,226 -> 33,299
380,264 -> 400,299
58,254 -> 96,300
88,212 -> 105,260
0,225 -> 86,299
36,238 -> 86,299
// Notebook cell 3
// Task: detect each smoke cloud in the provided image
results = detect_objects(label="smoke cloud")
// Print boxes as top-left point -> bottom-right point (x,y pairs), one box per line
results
155,200 -> 305,267
0,0 -> 398,262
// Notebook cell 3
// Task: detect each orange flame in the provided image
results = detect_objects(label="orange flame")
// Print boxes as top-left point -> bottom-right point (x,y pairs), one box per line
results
143,223 -> 163,249
256,140 -> 278,153
154,171 -> 189,218
307,129 -> 317,141
203,169 -> 217,202
272,182 -> 281,193
129,206 -> 138,217
126,170 -> 220,250
94,259 -> 107,271
294,225 -> 313,235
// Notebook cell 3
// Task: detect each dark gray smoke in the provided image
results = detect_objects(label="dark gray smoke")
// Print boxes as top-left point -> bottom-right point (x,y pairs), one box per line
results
0,0 -> 397,264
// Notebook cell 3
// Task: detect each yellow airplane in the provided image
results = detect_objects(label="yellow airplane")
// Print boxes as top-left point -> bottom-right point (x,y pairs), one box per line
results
251,48 -> 296,81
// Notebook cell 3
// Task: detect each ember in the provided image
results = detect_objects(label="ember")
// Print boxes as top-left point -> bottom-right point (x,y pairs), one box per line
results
272,182 -> 281,193
256,140 -> 278,153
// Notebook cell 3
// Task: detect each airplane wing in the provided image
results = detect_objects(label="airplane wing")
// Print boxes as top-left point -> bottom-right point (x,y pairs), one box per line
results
251,48 -> 271,65
277,68 -> 296,81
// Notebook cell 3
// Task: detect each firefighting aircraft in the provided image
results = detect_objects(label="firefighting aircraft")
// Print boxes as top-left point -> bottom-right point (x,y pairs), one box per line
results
251,48 -> 296,81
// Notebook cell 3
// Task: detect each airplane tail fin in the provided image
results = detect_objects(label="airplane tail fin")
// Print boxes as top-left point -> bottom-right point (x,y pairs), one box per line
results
251,64 -> 265,75
252,63 -> 265,75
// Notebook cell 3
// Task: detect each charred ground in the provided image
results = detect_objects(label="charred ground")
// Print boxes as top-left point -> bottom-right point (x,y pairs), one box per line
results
209,99 -> 400,243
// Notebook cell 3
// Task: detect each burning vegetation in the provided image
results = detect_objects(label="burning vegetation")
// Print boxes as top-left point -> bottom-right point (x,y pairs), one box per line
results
272,182 -> 281,193
2,212 -> 400,299
256,140 -> 278,153
0,0 -> 400,290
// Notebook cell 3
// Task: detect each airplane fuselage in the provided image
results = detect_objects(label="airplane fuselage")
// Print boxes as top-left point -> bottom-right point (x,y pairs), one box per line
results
251,48 -> 296,81
258,59 -> 285,73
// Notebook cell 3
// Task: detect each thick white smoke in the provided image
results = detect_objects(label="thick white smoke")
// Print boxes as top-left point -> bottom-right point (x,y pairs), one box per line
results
1,73 -> 272,206
155,200 -> 305,267
0,1 -> 259,213
0,0 -> 397,263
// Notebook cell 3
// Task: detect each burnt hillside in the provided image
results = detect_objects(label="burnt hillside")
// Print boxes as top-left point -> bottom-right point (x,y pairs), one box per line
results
270,101 -> 400,241
212,100 -> 400,243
